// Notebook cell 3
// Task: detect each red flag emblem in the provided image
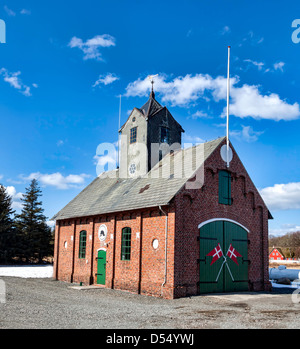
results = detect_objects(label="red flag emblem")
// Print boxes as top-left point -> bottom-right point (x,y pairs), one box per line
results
206,243 -> 223,265
226,244 -> 242,265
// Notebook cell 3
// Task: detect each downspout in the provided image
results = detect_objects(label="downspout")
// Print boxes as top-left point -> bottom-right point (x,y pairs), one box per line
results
159,205 -> 168,297
70,219 -> 77,283
111,215 -> 117,289
89,217 -> 95,285
138,212 -> 143,294
261,207 -> 265,289
54,221 -> 61,280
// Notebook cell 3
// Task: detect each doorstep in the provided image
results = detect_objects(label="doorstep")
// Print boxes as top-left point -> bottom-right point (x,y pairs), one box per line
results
68,284 -> 105,290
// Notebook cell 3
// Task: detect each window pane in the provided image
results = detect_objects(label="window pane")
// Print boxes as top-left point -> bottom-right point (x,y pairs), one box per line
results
121,227 -> 132,260
79,231 -> 87,259
160,127 -> 169,143
130,127 -> 137,144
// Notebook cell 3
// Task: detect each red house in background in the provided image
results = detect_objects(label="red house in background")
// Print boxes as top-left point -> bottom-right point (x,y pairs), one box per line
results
269,248 -> 285,261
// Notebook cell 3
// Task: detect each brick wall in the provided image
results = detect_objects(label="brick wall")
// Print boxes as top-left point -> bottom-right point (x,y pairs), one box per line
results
53,206 -> 177,299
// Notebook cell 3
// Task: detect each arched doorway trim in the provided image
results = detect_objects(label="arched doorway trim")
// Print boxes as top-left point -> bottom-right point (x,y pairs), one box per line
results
198,218 -> 249,233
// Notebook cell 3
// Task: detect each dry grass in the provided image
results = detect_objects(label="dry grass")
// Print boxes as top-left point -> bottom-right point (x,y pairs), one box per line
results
269,262 -> 300,269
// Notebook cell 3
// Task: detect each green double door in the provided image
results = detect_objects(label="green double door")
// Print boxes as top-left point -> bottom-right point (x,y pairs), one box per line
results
97,250 -> 106,285
199,220 -> 249,294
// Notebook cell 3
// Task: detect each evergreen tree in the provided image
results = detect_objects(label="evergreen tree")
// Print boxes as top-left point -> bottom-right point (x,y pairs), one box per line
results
0,184 -> 15,263
14,179 -> 53,263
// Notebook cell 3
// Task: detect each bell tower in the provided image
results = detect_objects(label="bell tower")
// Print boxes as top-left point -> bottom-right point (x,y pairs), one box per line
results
119,86 -> 184,179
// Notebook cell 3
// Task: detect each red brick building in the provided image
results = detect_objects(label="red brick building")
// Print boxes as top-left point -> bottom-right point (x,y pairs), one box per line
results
52,92 -> 272,299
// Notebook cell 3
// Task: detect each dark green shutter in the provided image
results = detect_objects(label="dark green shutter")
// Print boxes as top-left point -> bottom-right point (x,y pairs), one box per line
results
219,170 -> 232,205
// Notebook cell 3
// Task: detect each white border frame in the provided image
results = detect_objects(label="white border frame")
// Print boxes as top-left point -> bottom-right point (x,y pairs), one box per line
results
98,224 -> 108,242
198,218 -> 249,233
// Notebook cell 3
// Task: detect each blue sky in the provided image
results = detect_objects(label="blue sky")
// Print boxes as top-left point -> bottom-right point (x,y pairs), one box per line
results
0,0 -> 300,235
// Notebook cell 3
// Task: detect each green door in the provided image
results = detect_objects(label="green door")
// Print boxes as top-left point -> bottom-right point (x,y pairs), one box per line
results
199,220 -> 248,294
199,220 -> 224,294
224,222 -> 248,292
97,250 -> 106,285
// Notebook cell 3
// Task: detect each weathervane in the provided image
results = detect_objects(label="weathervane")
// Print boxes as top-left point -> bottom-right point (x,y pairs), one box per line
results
147,74 -> 158,94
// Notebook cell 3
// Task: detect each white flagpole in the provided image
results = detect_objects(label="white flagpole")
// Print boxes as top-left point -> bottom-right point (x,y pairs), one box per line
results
117,95 -> 122,169
226,46 -> 231,168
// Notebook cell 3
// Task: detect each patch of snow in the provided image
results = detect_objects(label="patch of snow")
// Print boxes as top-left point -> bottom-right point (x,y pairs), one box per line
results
271,281 -> 300,289
0,265 -> 53,278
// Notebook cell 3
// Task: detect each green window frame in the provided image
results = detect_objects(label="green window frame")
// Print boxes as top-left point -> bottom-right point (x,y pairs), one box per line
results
130,127 -> 137,144
79,230 -> 87,259
219,170 -> 232,205
121,227 -> 132,261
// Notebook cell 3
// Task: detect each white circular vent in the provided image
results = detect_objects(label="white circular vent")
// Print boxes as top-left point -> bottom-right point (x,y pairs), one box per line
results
220,145 -> 233,164
152,239 -> 159,250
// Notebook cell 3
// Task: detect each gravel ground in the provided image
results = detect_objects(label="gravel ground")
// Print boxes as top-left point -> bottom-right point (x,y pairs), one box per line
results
1,277 -> 300,329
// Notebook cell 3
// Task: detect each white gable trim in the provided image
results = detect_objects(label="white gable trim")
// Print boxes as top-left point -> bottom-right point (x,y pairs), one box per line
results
198,218 -> 250,233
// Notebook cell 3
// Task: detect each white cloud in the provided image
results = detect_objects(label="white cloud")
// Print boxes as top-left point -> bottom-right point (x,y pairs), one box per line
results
47,220 -> 55,229
93,73 -> 119,87
244,59 -> 265,71
221,26 -> 231,35
0,174 -> 3,181
125,73 -> 300,121
273,61 -> 285,72
228,83 -> 300,121
69,34 -> 116,61
5,186 -> 23,210
20,9 -> 31,15
230,125 -> 264,142
182,134 -> 205,145
260,182 -> 300,211
23,172 -> 91,190
244,59 -> 285,74
4,5 -> 16,16
190,111 -> 211,119
125,73 -> 218,106
0,68 -> 33,96
186,29 -> 193,37
239,31 -> 264,47
269,224 -> 300,237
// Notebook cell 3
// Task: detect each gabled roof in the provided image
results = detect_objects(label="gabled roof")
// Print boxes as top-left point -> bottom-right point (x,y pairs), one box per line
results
269,247 -> 285,257
119,91 -> 184,132
52,137 -> 225,220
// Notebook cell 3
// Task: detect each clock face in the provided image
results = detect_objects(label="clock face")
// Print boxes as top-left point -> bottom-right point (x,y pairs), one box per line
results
128,163 -> 137,177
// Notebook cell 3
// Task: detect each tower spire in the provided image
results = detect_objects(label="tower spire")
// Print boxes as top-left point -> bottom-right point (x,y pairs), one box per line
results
148,74 -> 158,99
